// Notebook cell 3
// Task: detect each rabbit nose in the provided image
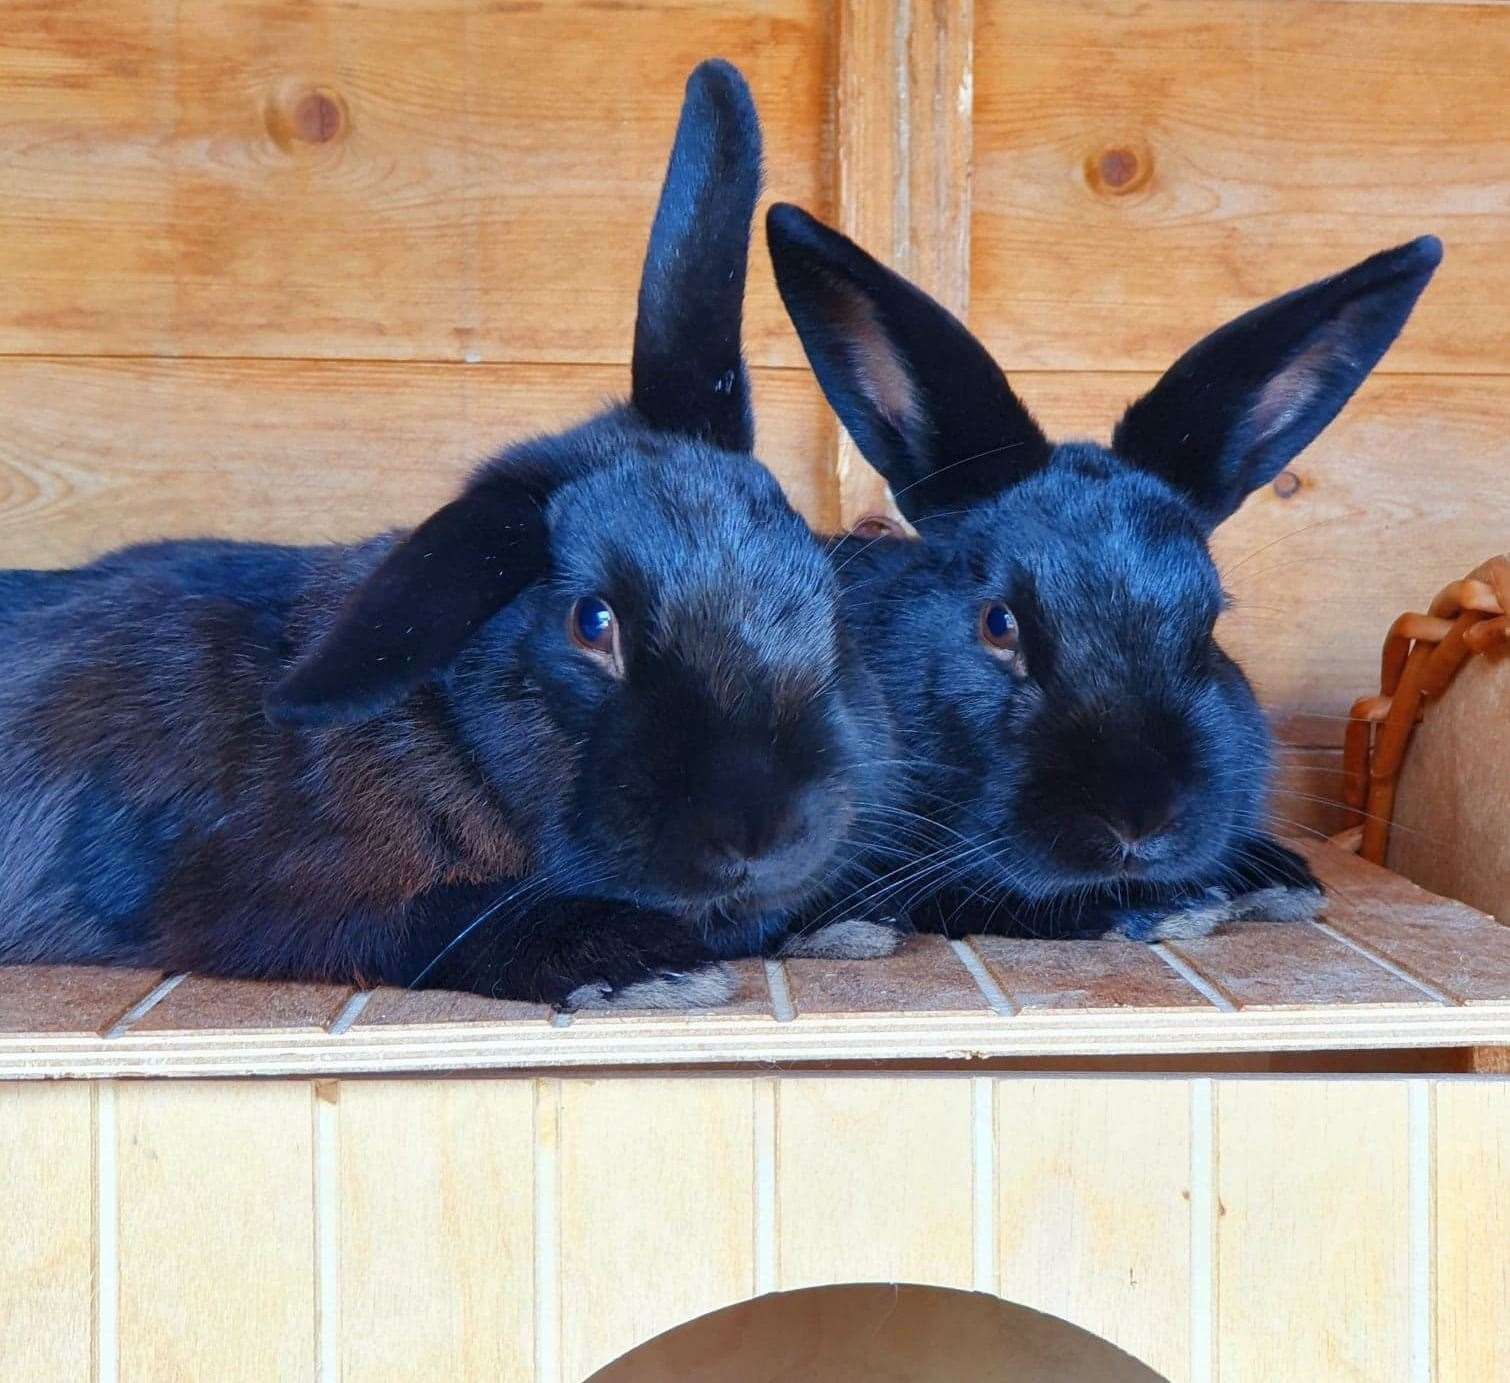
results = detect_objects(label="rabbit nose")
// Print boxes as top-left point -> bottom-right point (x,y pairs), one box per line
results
1100,804 -> 1177,855
702,799 -> 797,866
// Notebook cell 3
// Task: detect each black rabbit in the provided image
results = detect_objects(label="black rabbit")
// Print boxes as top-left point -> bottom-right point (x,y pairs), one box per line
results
767,204 -> 1440,941
0,63 -> 898,1007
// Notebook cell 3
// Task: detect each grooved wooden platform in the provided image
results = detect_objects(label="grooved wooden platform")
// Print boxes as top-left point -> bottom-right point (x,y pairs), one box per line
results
3,843 -> 1507,1080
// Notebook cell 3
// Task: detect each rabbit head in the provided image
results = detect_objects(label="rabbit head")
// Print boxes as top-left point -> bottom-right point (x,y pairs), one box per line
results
769,203 -> 1439,905
263,67 -> 888,929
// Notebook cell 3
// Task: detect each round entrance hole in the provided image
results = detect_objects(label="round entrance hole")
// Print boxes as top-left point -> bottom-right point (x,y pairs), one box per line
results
589,1283 -> 1169,1383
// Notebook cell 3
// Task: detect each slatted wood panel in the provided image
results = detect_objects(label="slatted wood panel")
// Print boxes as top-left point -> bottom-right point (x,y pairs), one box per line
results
114,1080 -> 318,1380
0,360 -> 837,565
0,0 -> 833,367
1436,1080 -> 1510,1382
996,1080 -> 1192,1381
775,1077 -> 975,1290
336,1079 -> 536,1380
1,1072 -> 1507,1381
0,1083 -> 95,1382
556,1077 -> 758,1381
1214,1080 -> 1416,1379
972,0 -> 1510,375
3,843 -> 1510,1077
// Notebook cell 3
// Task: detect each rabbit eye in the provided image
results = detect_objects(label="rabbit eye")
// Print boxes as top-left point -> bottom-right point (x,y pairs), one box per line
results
569,596 -> 624,678
978,601 -> 1028,679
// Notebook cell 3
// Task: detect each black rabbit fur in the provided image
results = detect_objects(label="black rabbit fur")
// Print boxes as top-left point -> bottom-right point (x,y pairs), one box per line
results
0,63 -> 899,1008
768,203 -> 1441,941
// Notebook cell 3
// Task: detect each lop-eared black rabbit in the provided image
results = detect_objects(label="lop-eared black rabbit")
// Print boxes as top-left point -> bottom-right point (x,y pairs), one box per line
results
0,64 -> 897,1007
767,204 -> 1440,940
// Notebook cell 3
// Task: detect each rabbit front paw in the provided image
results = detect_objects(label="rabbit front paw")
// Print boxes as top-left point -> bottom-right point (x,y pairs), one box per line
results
563,962 -> 736,1012
1099,882 -> 1325,942
780,917 -> 904,959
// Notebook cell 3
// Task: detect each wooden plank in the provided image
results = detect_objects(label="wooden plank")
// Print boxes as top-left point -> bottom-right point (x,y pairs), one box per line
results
129,975 -> 353,1032
0,1083 -> 94,1381
834,0 -> 973,523
1436,1080 -> 1510,1382
0,965 -> 162,1034
355,986 -> 551,1027
337,1078 -> 535,1381
992,372 -> 1510,745
556,1077 -> 756,1380
776,1076 -> 974,1289
996,1079 -> 1191,1382
0,358 -> 838,568
1166,923 -> 1432,1010
116,1080 -> 317,1380
1214,1080 -> 1410,1379
0,0 -> 832,366
1309,843 -> 1510,1003
971,938 -> 1209,1011
972,0 -> 1510,374
784,935 -> 993,1016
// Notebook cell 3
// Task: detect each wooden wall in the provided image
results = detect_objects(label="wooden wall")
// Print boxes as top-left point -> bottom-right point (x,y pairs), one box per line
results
2,0 -> 1506,837
3,1074 -> 1507,1382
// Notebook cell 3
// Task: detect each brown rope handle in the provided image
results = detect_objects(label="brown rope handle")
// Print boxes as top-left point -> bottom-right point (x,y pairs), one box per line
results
1342,554 -> 1510,863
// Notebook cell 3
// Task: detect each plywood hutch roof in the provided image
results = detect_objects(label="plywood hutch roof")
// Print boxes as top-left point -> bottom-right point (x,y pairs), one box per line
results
3,843 -> 1508,1080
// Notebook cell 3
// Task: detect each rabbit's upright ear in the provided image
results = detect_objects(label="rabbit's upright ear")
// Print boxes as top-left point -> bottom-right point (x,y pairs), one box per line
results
1113,237 -> 1443,529
264,477 -> 548,728
630,60 -> 762,453
766,203 -> 1050,522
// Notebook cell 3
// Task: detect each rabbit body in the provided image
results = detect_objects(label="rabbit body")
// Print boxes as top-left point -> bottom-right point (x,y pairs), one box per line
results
0,65 -> 896,1004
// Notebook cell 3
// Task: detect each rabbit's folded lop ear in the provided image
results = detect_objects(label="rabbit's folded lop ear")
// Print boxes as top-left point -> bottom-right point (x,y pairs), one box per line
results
1113,236 -> 1443,529
264,477 -> 549,729
630,59 -> 762,453
766,202 -> 1050,522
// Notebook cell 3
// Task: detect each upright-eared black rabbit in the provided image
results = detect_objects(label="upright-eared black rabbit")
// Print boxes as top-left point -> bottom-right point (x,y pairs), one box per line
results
0,63 -> 896,1006
767,205 -> 1440,940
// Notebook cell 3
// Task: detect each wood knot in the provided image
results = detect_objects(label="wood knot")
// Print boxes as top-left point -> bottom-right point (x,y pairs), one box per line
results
1272,470 -> 1303,499
1085,143 -> 1151,197
265,84 -> 348,151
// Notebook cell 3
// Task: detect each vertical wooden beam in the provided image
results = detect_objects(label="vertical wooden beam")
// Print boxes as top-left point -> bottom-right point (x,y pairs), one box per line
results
834,0 -> 974,524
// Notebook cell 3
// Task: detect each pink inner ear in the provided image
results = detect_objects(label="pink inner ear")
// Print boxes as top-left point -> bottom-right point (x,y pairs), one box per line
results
831,281 -> 919,427
1248,324 -> 1355,446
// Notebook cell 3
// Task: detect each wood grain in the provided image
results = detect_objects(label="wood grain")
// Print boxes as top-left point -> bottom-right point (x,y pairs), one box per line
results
337,1078 -> 535,1381
115,1080 -> 317,1381
775,1077 -> 974,1289
0,965 -> 162,1035
1166,922 -> 1432,1010
784,935 -> 993,1016
971,938 -> 1207,1012
556,1077 -> 756,1381
996,1079 -> 1191,1382
0,1082 -> 94,1381
129,975 -> 353,1032
1436,1079 -> 1510,1382
1213,1080 -> 1411,1380
0,0 -> 831,367
972,0 -> 1510,374
1315,844 -> 1510,1003
833,0 -> 974,523
0,358 -> 838,567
